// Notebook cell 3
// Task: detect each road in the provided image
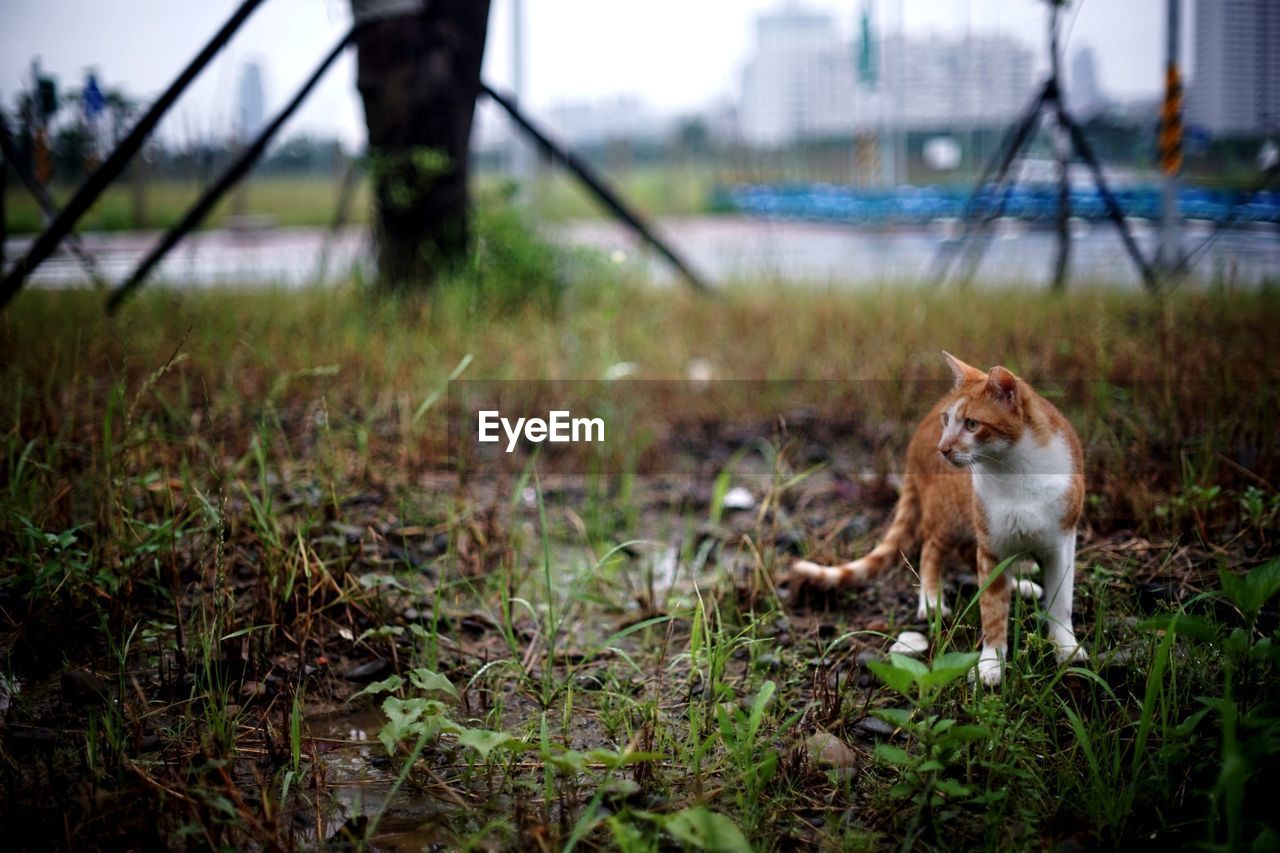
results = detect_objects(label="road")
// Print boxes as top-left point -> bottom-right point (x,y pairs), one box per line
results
5,215 -> 1278,291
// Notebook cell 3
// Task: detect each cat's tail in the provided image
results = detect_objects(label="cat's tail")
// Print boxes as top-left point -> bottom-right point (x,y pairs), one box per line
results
789,481 -> 920,589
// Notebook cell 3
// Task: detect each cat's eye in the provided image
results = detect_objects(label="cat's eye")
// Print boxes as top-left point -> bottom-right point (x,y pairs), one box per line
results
941,412 -> 949,426
964,418 -> 979,432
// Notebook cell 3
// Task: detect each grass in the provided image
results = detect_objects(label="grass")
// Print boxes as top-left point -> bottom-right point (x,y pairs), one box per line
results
2,164 -> 718,235
1,215 -> 1279,849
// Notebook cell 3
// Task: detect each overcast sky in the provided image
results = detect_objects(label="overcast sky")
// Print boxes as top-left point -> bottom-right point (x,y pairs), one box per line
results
0,0 -> 1192,149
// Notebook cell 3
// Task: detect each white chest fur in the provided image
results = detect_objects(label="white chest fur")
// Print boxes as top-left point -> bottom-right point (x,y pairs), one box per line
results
971,432 -> 1075,555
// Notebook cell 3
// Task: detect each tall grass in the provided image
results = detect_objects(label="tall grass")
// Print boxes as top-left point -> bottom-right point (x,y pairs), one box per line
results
0,235 -> 1278,848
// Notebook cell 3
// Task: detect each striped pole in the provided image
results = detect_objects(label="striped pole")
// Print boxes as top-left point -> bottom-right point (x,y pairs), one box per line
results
1159,63 -> 1184,177
1158,0 -> 1182,273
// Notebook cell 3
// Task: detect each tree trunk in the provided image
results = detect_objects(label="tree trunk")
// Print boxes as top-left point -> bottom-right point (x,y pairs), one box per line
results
352,1 -> 491,291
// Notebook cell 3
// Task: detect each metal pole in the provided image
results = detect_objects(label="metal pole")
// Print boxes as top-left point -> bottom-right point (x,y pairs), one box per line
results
1060,107 -> 1160,293
1,125 -> 6,274
932,83 -> 1049,286
0,117 -> 108,289
1157,0 -> 1183,274
510,0 -> 532,185
107,27 -> 357,313
0,0 -> 268,309
481,82 -> 710,292
1050,2 -> 1071,291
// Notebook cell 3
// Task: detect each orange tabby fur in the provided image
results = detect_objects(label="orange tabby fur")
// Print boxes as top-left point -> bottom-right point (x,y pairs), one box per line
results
791,353 -> 1086,685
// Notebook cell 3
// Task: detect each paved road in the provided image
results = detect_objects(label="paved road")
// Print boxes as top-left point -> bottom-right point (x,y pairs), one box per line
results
5,215 -> 1278,291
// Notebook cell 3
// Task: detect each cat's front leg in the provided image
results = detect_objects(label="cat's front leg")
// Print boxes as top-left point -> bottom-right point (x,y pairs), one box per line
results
974,544 -> 1010,686
1041,531 -> 1086,664
916,538 -> 952,621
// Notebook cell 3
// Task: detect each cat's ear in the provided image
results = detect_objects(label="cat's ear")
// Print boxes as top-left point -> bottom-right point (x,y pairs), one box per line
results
942,352 -> 985,387
986,366 -> 1020,408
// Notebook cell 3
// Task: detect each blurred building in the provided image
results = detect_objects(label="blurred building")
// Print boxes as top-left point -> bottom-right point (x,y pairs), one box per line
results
739,8 -> 1034,146
1069,47 -> 1106,119
546,95 -> 672,145
237,61 -> 265,140
1188,0 -> 1280,135
884,34 -> 1034,131
740,9 -> 865,146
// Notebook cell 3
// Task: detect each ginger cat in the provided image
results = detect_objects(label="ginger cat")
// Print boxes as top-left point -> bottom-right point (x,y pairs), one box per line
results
792,353 -> 1086,685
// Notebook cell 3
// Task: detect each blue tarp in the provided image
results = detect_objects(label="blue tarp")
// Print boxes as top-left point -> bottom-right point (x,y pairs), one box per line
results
717,183 -> 1280,226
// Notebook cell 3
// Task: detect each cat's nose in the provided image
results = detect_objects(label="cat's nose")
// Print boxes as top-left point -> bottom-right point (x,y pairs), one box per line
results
939,445 -> 953,459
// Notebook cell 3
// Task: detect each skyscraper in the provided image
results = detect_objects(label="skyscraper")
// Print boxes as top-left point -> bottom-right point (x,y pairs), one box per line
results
738,8 -> 1034,147
740,9 -> 863,146
1069,47 -> 1106,119
1188,0 -> 1280,136
237,61 -> 265,140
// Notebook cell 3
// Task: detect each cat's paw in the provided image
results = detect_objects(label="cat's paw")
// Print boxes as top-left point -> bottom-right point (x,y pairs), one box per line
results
969,647 -> 1003,686
916,594 -> 951,621
1053,636 -> 1088,665
1014,578 -> 1044,600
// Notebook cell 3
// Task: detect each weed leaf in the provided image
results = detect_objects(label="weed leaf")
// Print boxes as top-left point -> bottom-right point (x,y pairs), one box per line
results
662,806 -> 752,853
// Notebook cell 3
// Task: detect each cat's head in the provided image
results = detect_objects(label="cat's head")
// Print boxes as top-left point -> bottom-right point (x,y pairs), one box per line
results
936,352 -> 1026,468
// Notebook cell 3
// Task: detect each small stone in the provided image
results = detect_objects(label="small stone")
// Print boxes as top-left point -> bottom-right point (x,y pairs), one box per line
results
855,650 -> 882,669
424,532 -> 450,556
805,732 -> 859,769
774,529 -> 805,555
575,672 -> 607,691
855,716 -> 900,740
61,670 -> 111,706
343,658 -> 392,683
889,631 -> 929,658
754,652 -> 783,673
722,487 -> 755,511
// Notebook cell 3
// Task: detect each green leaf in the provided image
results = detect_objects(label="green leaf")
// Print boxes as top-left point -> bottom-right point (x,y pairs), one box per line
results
545,748 -> 589,775
871,707 -> 914,729
888,781 -> 916,798
890,653 -> 929,679
756,749 -> 779,783
583,748 -> 663,769
866,661 -> 917,698
874,743 -> 912,766
408,667 -> 459,699
1172,707 -> 1211,737
457,728 -> 521,760
934,778 -> 972,797
349,674 -> 403,700
662,807 -> 752,853
1221,558 -> 1280,624
922,651 -> 981,689
946,724 -> 992,742
356,625 -> 405,642
747,680 -> 776,738
378,696 -> 447,754
1138,613 -> 1219,644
